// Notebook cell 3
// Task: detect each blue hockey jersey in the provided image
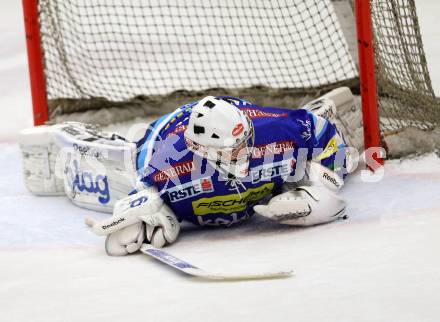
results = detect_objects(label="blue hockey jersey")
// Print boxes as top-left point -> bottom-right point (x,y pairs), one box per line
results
135,97 -> 348,227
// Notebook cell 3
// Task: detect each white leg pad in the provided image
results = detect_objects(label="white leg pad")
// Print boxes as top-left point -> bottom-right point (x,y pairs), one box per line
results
19,122 -> 138,213
53,123 -> 138,213
19,125 -> 65,195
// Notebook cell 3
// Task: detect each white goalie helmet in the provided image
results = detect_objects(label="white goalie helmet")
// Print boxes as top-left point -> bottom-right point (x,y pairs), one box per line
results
184,96 -> 254,178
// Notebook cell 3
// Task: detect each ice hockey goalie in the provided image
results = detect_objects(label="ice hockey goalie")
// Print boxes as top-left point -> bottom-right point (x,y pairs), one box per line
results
19,87 -> 354,255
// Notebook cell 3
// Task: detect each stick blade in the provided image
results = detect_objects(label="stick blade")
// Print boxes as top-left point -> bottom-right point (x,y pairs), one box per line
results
193,270 -> 293,281
140,244 -> 293,281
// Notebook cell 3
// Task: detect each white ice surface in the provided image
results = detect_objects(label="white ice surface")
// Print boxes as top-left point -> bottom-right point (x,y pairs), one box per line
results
1,1 -> 440,322
1,145 -> 440,322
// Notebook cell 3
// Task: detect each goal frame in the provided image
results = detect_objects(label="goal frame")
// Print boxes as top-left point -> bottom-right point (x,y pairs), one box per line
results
22,0 -> 382,163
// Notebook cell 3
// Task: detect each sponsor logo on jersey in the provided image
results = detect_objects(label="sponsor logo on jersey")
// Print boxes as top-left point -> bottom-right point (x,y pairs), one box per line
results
314,136 -> 339,161
298,119 -> 312,141
166,124 -> 187,137
241,108 -> 288,119
192,183 -> 274,215
64,159 -> 110,204
250,158 -> 295,184
152,160 -> 196,183
197,212 -> 250,227
168,177 -> 214,202
251,140 -> 296,158
232,123 -> 244,136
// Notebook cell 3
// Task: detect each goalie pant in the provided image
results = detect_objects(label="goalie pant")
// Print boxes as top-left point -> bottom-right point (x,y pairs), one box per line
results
134,96 -> 349,227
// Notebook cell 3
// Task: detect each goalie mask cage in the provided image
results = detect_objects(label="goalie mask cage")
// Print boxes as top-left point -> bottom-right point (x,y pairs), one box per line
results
22,0 -> 440,158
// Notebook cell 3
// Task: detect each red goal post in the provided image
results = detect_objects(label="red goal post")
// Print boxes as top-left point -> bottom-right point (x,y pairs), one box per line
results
355,0 -> 382,166
22,0 -> 49,126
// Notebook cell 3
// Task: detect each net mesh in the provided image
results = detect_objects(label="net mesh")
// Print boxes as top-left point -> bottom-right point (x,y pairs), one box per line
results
36,0 -> 440,155
371,0 -> 440,132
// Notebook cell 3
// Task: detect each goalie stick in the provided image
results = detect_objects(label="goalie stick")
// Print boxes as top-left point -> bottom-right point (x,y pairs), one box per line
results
86,217 -> 293,280
140,243 -> 293,281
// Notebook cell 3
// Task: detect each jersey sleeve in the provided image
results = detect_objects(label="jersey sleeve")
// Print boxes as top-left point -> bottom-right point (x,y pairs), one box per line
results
307,112 -> 349,179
